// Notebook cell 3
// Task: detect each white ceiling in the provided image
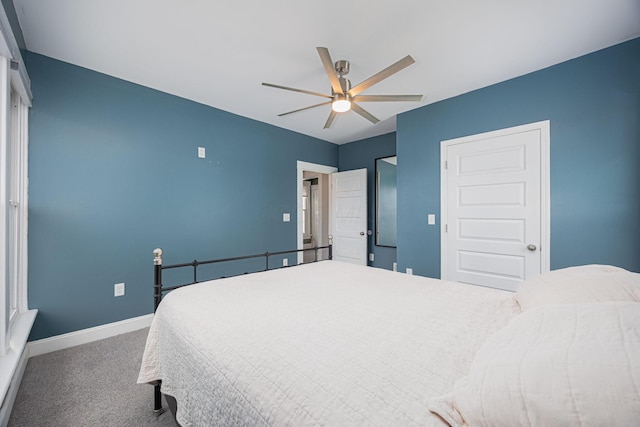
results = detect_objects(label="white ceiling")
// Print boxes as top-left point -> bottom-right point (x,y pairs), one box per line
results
13,0 -> 640,144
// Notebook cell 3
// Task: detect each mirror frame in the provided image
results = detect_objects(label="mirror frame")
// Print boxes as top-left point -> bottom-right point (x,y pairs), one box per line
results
375,155 -> 397,248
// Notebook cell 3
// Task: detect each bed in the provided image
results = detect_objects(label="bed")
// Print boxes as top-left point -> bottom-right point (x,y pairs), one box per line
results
138,247 -> 640,426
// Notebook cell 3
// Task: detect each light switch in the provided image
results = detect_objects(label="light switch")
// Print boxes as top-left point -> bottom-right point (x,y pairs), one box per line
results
428,214 -> 436,225
283,213 -> 290,222
114,283 -> 125,297
198,147 -> 206,158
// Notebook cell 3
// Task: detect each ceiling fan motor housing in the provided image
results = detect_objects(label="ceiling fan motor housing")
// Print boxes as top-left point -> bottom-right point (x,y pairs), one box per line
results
335,60 -> 349,76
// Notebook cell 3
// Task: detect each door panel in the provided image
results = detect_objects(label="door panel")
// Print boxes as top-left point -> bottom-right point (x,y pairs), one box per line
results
457,250 -> 526,288
458,182 -> 525,206
458,218 -> 525,243
442,122 -> 548,290
330,169 -> 367,265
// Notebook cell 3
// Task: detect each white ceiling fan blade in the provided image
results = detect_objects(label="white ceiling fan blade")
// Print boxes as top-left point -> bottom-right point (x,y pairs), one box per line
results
317,47 -> 344,95
262,82 -> 332,99
323,110 -> 338,128
351,103 -> 379,124
353,94 -> 422,102
278,101 -> 332,117
348,55 -> 415,97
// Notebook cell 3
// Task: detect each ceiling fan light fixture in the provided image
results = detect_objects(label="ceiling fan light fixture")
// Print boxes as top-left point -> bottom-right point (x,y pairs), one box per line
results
263,47 -> 421,128
332,95 -> 351,113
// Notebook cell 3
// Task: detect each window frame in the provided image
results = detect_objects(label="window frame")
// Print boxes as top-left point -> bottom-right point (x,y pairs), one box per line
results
7,85 -> 28,326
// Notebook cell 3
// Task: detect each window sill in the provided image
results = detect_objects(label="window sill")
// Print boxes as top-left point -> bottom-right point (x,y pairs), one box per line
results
0,309 -> 37,403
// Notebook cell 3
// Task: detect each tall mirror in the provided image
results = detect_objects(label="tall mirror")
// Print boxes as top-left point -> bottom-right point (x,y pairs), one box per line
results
375,156 -> 397,247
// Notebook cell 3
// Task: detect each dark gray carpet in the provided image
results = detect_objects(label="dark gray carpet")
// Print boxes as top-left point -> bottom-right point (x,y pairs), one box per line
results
9,328 -> 176,427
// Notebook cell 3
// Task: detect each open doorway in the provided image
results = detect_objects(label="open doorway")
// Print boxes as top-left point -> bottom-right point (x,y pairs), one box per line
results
302,174 -> 329,262
297,161 -> 337,264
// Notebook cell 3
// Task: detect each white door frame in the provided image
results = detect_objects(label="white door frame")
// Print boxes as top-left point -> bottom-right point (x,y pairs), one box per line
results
440,120 -> 551,280
297,161 -> 337,264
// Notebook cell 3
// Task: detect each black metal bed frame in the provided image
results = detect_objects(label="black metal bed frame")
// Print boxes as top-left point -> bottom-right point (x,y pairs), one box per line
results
150,241 -> 333,415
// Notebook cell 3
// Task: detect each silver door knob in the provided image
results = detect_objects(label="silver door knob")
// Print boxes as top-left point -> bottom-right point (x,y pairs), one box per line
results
360,231 -> 365,236
527,244 -> 537,251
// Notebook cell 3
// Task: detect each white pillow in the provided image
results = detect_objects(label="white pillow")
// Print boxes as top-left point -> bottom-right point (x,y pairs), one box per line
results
516,264 -> 640,311
428,302 -> 640,427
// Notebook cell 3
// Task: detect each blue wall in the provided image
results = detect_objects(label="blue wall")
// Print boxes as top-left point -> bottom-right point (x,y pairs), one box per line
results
396,37 -> 640,277
339,133 -> 397,270
26,37 -> 640,340
27,53 -> 338,340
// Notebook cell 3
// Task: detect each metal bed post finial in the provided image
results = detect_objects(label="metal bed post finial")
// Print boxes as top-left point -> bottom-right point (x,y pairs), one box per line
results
153,248 -> 163,266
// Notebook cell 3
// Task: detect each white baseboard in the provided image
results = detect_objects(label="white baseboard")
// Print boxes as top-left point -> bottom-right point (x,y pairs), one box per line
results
28,314 -> 154,358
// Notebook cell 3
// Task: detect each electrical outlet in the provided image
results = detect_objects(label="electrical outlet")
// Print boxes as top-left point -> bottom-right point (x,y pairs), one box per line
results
406,268 -> 413,275
283,213 -> 290,222
282,258 -> 288,267
114,283 -> 125,297
369,253 -> 374,262
197,147 -> 206,158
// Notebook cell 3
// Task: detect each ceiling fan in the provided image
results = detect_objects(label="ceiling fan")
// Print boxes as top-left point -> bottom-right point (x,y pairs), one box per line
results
262,47 -> 423,129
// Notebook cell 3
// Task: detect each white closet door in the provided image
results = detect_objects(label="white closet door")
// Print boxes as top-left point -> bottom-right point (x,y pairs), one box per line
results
442,121 -> 549,290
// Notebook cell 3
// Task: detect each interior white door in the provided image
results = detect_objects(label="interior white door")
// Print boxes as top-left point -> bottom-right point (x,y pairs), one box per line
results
330,169 -> 367,265
441,121 -> 549,291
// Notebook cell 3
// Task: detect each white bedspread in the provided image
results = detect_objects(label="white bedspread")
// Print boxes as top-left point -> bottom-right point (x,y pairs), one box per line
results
138,261 -> 519,426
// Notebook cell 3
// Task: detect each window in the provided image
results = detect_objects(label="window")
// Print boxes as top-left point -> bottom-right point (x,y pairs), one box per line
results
0,54 -> 32,356
8,86 -> 28,325
0,4 -> 35,418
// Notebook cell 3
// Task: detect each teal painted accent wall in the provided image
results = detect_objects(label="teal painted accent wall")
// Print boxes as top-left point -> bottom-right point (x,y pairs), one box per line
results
339,133 -> 397,270
396,37 -> 640,278
27,53 -> 338,340
26,36 -> 639,340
